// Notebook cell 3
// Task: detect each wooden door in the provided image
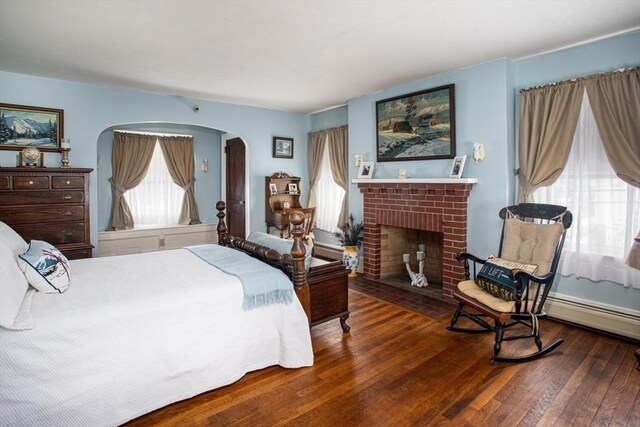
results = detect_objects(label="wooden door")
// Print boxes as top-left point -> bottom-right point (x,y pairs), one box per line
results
225,137 -> 246,238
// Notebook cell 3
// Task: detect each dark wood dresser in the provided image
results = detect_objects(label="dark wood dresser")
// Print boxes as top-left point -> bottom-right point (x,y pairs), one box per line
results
0,167 -> 94,259
307,258 -> 350,332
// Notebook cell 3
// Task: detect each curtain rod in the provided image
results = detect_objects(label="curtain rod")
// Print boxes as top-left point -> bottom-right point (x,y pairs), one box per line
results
113,130 -> 192,138
308,124 -> 348,136
520,66 -> 639,93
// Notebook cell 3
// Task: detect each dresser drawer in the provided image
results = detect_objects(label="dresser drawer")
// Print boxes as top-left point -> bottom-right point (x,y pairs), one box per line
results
0,175 -> 9,190
13,176 -> 50,190
13,222 -> 86,245
0,205 -> 84,224
0,191 -> 84,205
52,176 -> 84,189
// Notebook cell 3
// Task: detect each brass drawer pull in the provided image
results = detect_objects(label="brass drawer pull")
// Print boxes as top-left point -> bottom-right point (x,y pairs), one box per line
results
64,231 -> 75,237
63,195 -> 73,200
66,180 -> 71,185
29,180 -> 34,185
61,211 -> 73,216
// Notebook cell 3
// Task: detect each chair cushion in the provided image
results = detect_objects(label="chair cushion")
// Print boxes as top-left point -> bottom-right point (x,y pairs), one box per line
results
475,257 -> 538,301
501,218 -> 564,275
458,280 -> 516,312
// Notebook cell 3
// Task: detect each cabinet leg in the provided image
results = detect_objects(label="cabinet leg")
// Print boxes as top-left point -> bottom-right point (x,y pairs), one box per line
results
340,314 -> 351,333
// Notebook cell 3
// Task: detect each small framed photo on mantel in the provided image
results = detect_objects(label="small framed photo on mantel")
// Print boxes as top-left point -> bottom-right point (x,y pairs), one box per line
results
449,155 -> 467,178
358,161 -> 375,179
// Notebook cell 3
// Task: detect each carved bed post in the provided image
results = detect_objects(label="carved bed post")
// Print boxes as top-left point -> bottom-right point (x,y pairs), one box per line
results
289,210 -> 311,324
216,201 -> 228,246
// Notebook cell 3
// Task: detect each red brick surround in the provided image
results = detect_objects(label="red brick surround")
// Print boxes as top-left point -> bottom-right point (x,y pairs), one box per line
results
357,181 -> 474,301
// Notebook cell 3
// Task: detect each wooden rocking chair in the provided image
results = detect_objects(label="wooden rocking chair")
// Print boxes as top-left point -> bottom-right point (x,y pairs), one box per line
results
447,203 -> 572,363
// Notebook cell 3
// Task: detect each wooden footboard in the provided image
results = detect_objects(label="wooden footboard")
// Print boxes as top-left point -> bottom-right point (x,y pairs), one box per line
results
215,201 -> 311,322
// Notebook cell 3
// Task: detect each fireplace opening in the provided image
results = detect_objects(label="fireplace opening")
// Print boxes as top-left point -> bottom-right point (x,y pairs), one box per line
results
380,225 -> 443,300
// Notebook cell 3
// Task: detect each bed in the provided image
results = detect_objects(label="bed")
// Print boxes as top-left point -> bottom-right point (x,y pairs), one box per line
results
0,203 -> 314,426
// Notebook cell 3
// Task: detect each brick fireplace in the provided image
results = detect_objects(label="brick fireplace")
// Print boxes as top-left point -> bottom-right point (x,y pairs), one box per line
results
356,179 -> 476,301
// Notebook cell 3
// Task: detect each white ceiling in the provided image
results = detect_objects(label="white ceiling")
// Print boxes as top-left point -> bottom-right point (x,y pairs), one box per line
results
0,1 -> 638,113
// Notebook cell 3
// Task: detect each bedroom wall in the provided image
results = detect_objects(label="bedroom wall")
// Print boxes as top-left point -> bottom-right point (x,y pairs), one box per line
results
513,31 -> 640,311
0,71 -> 310,252
347,58 -> 514,259
96,123 -> 222,230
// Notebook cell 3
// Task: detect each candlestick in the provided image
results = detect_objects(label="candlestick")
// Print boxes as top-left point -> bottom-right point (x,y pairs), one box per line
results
60,148 -> 71,168
418,243 -> 425,252
403,251 -> 428,288
61,138 -> 71,149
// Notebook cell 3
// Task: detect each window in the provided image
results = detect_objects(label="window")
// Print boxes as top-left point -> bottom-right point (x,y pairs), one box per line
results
124,141 -> 183,227
536,92 -> 640,287
314,136 -> 346,232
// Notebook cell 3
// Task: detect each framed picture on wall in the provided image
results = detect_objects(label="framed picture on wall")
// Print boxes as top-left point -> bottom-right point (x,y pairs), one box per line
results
272,136 -> 294,159
0,103 -> 64,152
375,84 -> 455,162
449,155 -> 467,178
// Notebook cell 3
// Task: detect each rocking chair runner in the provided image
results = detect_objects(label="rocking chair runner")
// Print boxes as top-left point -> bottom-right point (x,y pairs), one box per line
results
448,203 -> 572,363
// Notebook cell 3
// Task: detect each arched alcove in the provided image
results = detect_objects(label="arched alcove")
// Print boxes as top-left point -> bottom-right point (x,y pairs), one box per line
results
96,122 -> 245,232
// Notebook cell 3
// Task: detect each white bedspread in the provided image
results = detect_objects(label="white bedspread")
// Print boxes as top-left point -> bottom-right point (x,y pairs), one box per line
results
0,249 -> 313,426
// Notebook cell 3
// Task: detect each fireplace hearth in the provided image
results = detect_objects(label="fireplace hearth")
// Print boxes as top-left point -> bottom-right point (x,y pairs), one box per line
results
356,178 -> 476,302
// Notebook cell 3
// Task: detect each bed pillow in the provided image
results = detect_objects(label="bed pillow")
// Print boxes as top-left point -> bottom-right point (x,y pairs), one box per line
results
0,221 -> 28,255
18,240 -> 71,294
0,238 -> 31,329
247,231 -> 312,271
475,256 -> 538,301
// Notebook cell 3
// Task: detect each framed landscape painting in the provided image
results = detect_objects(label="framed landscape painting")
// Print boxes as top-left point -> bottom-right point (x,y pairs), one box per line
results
0,103 -> 64,151
376,84 -> 455,162
272,136 -> 294,159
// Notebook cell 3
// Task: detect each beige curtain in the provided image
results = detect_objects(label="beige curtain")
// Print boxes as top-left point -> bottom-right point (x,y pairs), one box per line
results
585,68 -> 640,189
158,135 -> 201,225
518,82 -> 584,202
327,126 -> 349,226
107,132 -> 156,230
307,130 -> 327,208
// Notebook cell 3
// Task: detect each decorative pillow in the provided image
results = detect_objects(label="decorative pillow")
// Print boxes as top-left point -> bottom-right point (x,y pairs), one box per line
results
0,238 -> 31,330
0,221 -> 28,255
18,240 -> 71,293
247,231 -> 312,271
475,256 -> 538,301
502,218 -> 564,275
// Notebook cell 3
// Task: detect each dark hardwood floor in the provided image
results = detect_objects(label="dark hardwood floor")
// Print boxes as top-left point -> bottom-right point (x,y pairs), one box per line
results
128,276 -> 640,426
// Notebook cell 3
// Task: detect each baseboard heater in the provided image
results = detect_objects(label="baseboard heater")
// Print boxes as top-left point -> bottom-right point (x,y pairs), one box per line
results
546,293 -> 640,341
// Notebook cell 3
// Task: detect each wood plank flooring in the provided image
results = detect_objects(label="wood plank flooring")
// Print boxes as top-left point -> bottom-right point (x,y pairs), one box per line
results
128,279 -> 640,427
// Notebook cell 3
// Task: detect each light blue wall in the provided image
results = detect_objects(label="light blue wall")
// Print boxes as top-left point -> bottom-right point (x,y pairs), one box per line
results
514,31 -> 640,310
96,123 -> 222,231
0,71 -> 309,251
348,59 -> 514,258
310,105 -> 348,132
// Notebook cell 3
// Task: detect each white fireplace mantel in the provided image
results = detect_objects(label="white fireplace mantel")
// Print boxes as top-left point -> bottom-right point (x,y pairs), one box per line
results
352,178 -> 478,184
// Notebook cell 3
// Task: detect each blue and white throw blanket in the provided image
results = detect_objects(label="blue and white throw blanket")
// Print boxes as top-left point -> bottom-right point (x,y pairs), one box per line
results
186,244 -> 293,310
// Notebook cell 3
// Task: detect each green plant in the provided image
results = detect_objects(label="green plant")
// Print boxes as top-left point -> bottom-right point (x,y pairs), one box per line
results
333,214 -> 364,248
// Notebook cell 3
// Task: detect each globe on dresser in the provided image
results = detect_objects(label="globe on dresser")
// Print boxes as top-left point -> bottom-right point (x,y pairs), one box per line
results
21,147 -> 41,167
